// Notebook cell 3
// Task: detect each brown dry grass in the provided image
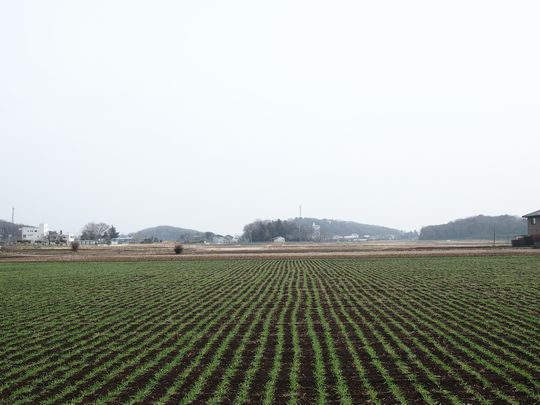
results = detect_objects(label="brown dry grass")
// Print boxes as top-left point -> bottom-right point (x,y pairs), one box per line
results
1,241 -> 539,262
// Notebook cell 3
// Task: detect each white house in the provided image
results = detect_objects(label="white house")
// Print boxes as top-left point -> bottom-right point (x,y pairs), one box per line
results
21,224 -> 49,242
21,226 -> 39,241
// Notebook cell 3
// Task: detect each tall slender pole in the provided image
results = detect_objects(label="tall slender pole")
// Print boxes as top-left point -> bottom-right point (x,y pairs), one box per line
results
11,207 -> 14,224
298,205 -> 302,242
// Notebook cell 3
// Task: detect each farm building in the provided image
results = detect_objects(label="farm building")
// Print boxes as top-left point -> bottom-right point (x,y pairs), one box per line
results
523,210 -> 540,241
273,236 -> 285,243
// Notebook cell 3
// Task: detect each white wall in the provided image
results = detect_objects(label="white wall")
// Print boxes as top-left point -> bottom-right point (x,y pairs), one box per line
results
21,223 -> 49,242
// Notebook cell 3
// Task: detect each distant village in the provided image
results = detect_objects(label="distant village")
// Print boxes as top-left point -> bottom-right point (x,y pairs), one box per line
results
4,222 -> 373,246
20,223 -> 75,244
0,221 -> 242,246
1,209 -> 539,247
2,220 -> 397,247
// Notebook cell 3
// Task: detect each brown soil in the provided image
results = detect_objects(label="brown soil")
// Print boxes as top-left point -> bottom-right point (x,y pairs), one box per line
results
2,241 -> 540,263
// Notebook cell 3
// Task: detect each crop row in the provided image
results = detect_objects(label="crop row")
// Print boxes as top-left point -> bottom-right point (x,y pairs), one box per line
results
1,256 -> 538,404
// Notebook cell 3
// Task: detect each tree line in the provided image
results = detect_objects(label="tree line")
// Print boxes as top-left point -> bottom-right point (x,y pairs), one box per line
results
80,222 -> 119,243
242,219 -> 308,242
242,217 -> 416,242
419,215 -> 526,240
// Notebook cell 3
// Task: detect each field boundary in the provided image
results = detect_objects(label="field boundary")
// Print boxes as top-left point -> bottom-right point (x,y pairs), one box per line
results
1,247 -> 540,263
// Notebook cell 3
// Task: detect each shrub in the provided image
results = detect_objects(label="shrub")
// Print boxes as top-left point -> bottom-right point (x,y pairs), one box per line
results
71,241 -> 80,252
174,243 -> 184,255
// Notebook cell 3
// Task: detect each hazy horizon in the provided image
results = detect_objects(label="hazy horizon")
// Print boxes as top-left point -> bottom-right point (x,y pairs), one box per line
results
2,1 -> 539,236
1,208 -> 532,236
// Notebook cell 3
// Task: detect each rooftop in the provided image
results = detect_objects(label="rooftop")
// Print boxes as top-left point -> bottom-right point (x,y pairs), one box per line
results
523,210 -> 540,218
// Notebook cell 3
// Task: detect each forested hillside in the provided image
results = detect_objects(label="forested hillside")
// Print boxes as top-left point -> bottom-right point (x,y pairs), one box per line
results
242,217 -> 416,242
419,215 -> 526,240
0,220 -> 23,242
132,226 -> 213,242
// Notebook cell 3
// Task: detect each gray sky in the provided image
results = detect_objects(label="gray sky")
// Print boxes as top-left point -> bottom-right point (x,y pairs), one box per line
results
1,1 -> 539,235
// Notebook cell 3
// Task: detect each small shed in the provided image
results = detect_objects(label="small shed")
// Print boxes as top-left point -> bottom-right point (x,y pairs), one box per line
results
523,210 -> 540,241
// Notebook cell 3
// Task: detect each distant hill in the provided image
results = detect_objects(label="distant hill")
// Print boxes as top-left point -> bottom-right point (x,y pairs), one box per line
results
242,217 -> 416,242
300,217 -> 410,238
419,215 -> 526,240
0,219 -> 24,242
131,225 -> 212,242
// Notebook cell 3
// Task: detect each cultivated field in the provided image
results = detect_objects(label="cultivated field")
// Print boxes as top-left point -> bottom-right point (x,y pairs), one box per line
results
2,240 -> 540,263
1,257 -> 539,404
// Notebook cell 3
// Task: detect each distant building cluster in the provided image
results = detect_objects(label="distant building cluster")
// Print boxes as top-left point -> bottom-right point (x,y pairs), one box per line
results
3,209 -> 539,248
331,233 -> 370,242
20,223 -> 75,245
78,237 -> 134,246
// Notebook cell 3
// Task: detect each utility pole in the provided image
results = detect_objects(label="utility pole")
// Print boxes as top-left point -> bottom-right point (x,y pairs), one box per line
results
298,205 -> 302,242
12,207 -> 15,224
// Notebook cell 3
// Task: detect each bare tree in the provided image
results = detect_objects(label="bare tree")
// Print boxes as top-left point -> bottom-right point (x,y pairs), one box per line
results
81,222 -> 111,242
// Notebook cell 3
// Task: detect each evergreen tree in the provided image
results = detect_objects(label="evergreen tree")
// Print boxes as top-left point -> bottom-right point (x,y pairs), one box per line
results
109,225 -> 120,239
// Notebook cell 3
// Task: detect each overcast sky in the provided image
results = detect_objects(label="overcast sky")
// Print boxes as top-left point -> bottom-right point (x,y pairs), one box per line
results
1,1 -> 539,235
